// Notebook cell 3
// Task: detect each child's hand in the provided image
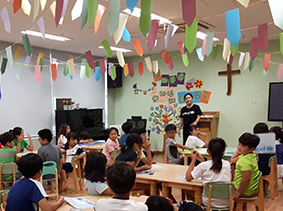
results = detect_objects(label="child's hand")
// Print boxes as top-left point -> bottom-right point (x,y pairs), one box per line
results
143,140 -> 151,150
27,133 -> 31,139
191,150 -> 198,161
177,130 -> 181,137
57,196 -> 65,205
116,147 -> 121,151
233,191 -> 241,200
142,165 -> 152,170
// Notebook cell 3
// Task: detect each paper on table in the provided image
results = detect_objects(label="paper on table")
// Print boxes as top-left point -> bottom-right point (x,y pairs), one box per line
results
151,164 -> 166,170
71,0 -> 83,20
107,0 -> 120,36
22,0 -> 31,16
65,197 -> 96,209
113,13 -> 129,45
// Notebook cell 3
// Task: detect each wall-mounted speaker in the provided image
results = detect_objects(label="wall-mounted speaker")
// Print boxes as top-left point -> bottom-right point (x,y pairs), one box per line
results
107,65 -> 123,89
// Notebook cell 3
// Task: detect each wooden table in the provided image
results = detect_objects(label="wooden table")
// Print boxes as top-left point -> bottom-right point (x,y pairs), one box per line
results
17,150 -> 38,159
79,141 -> 105,152
56,195 -> 148,211
136,163 -> 203,205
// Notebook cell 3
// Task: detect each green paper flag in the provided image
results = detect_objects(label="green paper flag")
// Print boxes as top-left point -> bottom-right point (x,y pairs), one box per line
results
181,53 -> 189,67
139,0 -> 152,36
22,34 -> 32,56
212,45 -> 221,60
111,66 -> 116,80
107,0 -> 120,37
101,39 -> 112,57
1,58 -> 7,74
64,63 -> 69,76
230,43 -> 239,57
81,0 -> 88,30
249,58 -> 256,71
85,62 -> 91,78
280,33 -> 283,55
185,18 -> 198,54
88,0 -> 97,27
39,58 -> 44,71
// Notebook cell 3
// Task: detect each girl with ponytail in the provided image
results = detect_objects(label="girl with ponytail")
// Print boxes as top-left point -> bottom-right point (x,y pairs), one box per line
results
185,138 -> 231,208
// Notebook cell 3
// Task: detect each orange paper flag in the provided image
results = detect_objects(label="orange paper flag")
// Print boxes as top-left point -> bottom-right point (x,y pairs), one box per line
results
13,0 -> 22,13
37,52 -> 44,65
133,40 -> 143,57
263,52 -> 271,72
94,4 -> 106,34
161,49 -> 170,64
124,63 -> 129,76
138,63 -> 144,76
14,46 -> 22,60
51,64 -> 57,81
201,37 -> 206,56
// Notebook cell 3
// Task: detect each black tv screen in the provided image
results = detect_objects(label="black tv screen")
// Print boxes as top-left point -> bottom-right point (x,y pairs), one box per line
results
268,82 -> 283,121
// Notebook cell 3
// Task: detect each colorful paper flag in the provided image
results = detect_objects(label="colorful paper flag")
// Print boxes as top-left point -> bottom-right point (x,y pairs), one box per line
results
108,63 -> 114,75
161,49 -> 170,64
152,61 -> 158,74
99,58 -> 106,74
263,52 -> 271,72
133,40 -> 143,57
237,0 -> 250,7
34,0 -> 40,21
71,0 -> 83,20
230,43 -> 239,57
177,41 -> 185,54
250,37 -> 259,60
138,63 -> 143,76
244,52 -> 250,70
95,66 -> 100,81
1,58 -> 7,74
85,50 -> 95,69
249,58 -> 256,71
201,37 -> 206,56
212,45 -> 221,60
128,63 -> 134,77
67,59 -> 75,77
85,62 -> 91,78
168,58 -> 174,70
222,38 -> 230,60
94,4 -> 106,34
13,0 -> 22,14
51,63 -> 57,81
228,54 -> 234,66
110,65 -> 116,80
88,0 -> 97,27
35,65 -> 41,82
25,54 -> 32,65
238,52 -> 245,67
107,0 -> 120,36
101,39 -> 112,58
139,0 -> 152,36
22,34 -> 32,56
182,0 -> 196,27
277,64 -> 283,80
258,23 -> 268,52
181,53 -> 189,67
144,57 -> 152,72
14,46 -> 22,60
113,13 -> 129,45
22,0 -> 31,15
205,31 -> 214,56
147,20 -> 159,52
122,27 -> 131,42
80,58 -> 86,79
63,63 -> 69,76
6,46 -> 13,68
40,0 -> 47,10
280,33 -> 283,55
16,63 -> 23,80
36,17 -> 45,39
116,51 -> 125,67
55,0 -> 64,28
124,63 -> 129,76
225,8 -> 241,47
165,25 -> 173,48
36,52 -> 44,65
0,7 -> 11,33
185,18 -> 198,53
196,48 -> 204,61
269,0 -> 283,30
126,0 -> 138,12
81,0 -> 88,30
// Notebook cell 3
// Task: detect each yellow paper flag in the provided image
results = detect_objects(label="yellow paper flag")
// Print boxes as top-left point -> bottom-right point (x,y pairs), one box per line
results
22,0 -> 31,15
124,63 -> 129,76
50,1 -> 56,18
37,52 -> 44,65
40,0 -> 47,10
14,46 -> 22,60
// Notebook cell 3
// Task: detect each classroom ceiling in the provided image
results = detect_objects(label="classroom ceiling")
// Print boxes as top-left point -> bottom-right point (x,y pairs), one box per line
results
0,0 -> 280,58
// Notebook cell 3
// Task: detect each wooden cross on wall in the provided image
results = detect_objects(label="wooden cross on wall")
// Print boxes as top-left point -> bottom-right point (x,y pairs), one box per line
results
218,64 -> 241,96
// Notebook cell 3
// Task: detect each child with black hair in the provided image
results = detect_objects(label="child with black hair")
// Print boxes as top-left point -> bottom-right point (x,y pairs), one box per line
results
102,127 -> 120,164
95,161 -> 147,211
57,124 -> 71,149
79,131 -> 94,144
116,134 -> 151,171
253,122 -> 276,176
185,125 -> 208,149
84,151 -> 113,195
186,138 -> 231,208
6,153 -> 64,211
231,133 -> 260,201
165,124 -> 193,164
10,126 -> 34,153
119,121 -> 134,147
0,132 -> 17,163
270,126 -> 283,178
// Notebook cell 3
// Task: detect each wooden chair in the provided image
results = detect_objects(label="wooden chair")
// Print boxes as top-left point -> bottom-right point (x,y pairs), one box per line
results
234,172 -> 264,211
262,155 -> 278,200
0,190 -> 5,211
66,156 -> 84,193
0,163 -> 17,193
203,182 -> 235,211
163,134 -> 168,163
40,161 -> 59,198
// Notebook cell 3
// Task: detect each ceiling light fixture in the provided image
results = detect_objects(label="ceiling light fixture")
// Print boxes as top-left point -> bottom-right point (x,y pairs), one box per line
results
98,46 -> 132,53
21,30 -> 71,41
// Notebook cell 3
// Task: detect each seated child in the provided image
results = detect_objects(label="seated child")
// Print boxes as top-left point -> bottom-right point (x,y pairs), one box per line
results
10,127 -> 34,153
119,121 -> 134,147
95,161 -> 148,211
186,138 -> 231,208
62,132 -> 86,189
165,124 -> 193,164
230,133 -> 260,199
145,195 -> 204,211
270,126 -> 283,178
79,131 -> 94,144
84,151 -> 113,195
185,125 -> 208,149
37,129 -> 66,185
57,124 -> 71,149
102,127 -> 120,164
6,153 -> 64,211
253,122 -> 276,176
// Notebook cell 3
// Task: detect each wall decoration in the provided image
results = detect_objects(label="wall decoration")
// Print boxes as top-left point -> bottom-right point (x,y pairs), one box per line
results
200,90 -> 212,104
218,64 -> 240,95
185,77 -> 195,91
161,75 -> 169,86
133,82 -> 156,95
178,90 -> 210,104
161,73 -> 186,87
176,72 -> 185,84
194,79 -> 204,89
148,103 -> 181,134
151,87 -> 176,105
152,69 -> 161,82
169,75 -> 177,87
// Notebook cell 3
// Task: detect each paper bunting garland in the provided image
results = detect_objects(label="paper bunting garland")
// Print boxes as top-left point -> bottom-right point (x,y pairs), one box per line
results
182,0 -> 196,27
185,18 -> 198,54
37,52 -> 44,65
268,0 -> 283,30
25,55 -> 32,65
113,13 -> 129,45
80,58 -> 86,79
181,53 -> 189,67
278,64 -> 283,80
237,0 -> 250,8
212,45 -> 221,60
250,37 -> 259,60
249,58 -> 256,71
0,7 -> 11,33
85,62 -> 91,78
95,67 -> 100,81
124,63 -> 129,76
88,0 -> 98,27
138,63 -> 144,76
1,58 -> 7,74
67,59 -> 75,77
101,39 -> 112,58
51,64 -> 57,81
16,63 -> 23,80
107,0 -> 120,37
63,63 -> 69,76
13,0 -> 22,14
55,0 -> 64,28
258,23 -> 268,52
128,63 -> 134,77
225,8 -> 241,47
152,61 -> 158,74
126,0 -> 138,12
35,65 -> 41,83
238,52 -> 245,67
110,66 -> 116,80
33,0 -> 40,21
60,0 -> 69,25
94,4 -> 106,34
222,38 -> 230,60
244,52 -> 250,70
14,46 -> 22,60
230,43 -> 239,57
139,0 -> 152,36
263,52 -> 271,72
40,0 -> 47,11
144,57 -> 152,72
81,0 -> 88,30
22,34 -> 32,56
196,48 -> 204,61
228,54 -> 234,66
22,0 -> 31,15
37,17 -> 45,39
161,50 -> 170,64
84,50 -> 94,69
122,27 -> 131,42
116,51 -> 125,67
147,20 -> 159,52
201,37 -> 206,56
177,41 -> 185,54
108,63 -> 113,76
168,58 -> 174,71
133,40 -> 143,57
71,0 -> 83,21
6,46 -> 13,68
99,58 -> 106,74
205,31 -> 214,56
165,25 -> 173,48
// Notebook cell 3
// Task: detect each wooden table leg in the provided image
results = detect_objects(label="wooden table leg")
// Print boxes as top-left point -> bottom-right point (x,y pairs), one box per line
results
149,181 -> 158,195
184,154 -> 188,165
161,182 -> 170,197
194,189 -> 202,206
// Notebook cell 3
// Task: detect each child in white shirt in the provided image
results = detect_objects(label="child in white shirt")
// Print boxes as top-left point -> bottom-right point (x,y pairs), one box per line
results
185,125 -> 208,148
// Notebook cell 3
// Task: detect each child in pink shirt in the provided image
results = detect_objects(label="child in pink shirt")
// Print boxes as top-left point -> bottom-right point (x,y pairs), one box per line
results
102,128 -> 120,164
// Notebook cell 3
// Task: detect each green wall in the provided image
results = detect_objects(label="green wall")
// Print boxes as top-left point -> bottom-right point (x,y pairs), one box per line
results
109,40 -> 282,151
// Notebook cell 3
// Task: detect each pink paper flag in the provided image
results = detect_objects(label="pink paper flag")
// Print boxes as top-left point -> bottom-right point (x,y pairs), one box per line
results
35,65 -> 41,83
147,20 -> 159,52
182,0 -> 196,27
161,50 -> 170,64
201,37 -> 207,56
278,64 -> 283,80
37,17 -> 45,39
258,23 -> 269,52
85,50 -> 95,69
177,41 -> 185,54
138,63 -> 143,76
55,0 -> 64,28
94,4 -> 106,34
229,54 -> 234,66
99,58 -> 106,74
263,52 -> 271,72
128,63 -> 134,77
168,58 -> 174,70
0,7 -> 11,33
250,37 -> 259,60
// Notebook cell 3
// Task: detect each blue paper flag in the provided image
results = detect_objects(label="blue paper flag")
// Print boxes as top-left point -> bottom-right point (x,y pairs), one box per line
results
225,8 -> 241,47
196,48 -> 204,61
126,0 -> 139,12
69,74 -> 73,79
122,27 -> 131,42
95,67 -> 101,81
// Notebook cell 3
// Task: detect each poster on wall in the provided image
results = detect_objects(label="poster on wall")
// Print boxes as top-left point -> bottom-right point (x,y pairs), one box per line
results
176,72 -> 186,85
151,87 -> 177,108
133,82 -> 157,95
161,75 -> 169,86
161,73 -> 186,87
152,69 -> 161,82
178,90 -> 212,104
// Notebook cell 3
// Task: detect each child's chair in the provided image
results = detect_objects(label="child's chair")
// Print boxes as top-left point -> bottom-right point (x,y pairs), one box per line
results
203,182 -> 235,211
40,161 -> 59,198
0,190 -> 5,211
262,155 -> 278,200
111,149 -> 120,163
234,172 -> 264,211
0,163 -> 17,194
66,156 -> 84,193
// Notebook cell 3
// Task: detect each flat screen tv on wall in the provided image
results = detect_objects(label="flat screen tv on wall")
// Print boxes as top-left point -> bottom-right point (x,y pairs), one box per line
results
268,82 -> 283,121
